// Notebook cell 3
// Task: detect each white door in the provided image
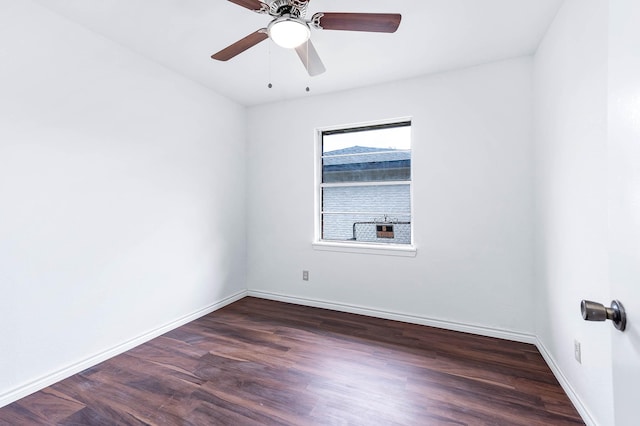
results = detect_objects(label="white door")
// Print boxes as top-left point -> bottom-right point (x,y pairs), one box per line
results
607,1 -> 640,424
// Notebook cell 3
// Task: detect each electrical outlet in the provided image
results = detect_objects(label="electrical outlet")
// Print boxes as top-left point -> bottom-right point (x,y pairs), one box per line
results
302,270 -> 309,281
574,340 -> 581,364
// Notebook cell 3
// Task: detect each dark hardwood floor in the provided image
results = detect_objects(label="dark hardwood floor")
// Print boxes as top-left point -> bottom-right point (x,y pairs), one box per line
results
0,297 -> 583,425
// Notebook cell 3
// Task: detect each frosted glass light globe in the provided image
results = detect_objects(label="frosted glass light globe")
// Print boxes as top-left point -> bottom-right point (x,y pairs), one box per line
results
268,17 -> 310,49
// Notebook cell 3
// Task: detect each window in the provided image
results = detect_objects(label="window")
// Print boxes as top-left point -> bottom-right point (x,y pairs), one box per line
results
316,121 -> 412,250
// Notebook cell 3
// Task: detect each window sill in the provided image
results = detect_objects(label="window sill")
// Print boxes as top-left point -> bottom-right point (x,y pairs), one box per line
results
312,241 -> 417,257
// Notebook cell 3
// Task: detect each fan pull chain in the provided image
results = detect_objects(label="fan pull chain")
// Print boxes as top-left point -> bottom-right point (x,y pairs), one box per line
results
305,39 -> 310,93
268,38 -> 273,89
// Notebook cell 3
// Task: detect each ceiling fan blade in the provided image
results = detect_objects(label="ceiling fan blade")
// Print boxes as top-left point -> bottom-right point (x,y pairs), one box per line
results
295,40 -> 326,76
313,13 -> 401,33
227,0 -> 267,12
211,29 -> 268,61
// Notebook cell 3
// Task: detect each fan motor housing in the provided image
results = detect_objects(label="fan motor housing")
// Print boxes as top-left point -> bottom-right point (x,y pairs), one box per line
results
268,0 -> 308,18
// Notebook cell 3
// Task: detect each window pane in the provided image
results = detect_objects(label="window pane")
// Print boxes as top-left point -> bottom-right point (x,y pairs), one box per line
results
323,125 -> 411,184
322,184 -> 411,244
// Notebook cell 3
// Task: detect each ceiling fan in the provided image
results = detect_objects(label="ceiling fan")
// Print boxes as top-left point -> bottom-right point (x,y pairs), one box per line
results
211,0 -> 402,76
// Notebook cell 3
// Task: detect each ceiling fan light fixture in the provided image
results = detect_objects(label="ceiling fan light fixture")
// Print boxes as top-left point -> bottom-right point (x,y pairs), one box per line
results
268,16 -> 310,49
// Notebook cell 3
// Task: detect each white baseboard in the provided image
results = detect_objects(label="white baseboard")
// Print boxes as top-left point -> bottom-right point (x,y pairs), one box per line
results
535,337 -> 596,426
247,290 -> 537,344
0,290 -> 247,409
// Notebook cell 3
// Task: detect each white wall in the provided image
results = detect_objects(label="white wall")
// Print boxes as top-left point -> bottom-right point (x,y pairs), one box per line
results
0,1 -> 246,405
246,58 -> 535,337
532,0 -> 613,424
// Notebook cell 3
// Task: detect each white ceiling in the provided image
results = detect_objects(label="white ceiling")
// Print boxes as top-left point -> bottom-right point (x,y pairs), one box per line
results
33,0 -> 564,106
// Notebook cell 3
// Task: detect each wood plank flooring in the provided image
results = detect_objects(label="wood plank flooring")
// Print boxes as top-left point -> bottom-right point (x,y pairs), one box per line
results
0,297 -> 584,425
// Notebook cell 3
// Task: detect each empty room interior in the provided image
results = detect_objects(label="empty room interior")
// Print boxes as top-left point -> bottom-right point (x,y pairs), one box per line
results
1,0 -> 639,425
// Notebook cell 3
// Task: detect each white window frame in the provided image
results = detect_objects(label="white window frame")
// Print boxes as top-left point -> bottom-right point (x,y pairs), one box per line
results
312,118 -> 416,257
